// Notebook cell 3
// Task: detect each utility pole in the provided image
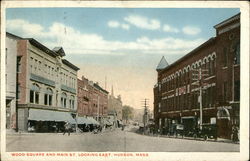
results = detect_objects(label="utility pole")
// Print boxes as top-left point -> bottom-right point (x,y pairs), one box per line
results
192,68 -> 208,130
142,99 -> 149,134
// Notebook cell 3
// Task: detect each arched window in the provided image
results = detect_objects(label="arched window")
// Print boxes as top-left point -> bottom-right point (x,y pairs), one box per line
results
61,92 -> 67,108
69,95 -> 75,109
44,88 -> 53,106
30,84 -> 40,104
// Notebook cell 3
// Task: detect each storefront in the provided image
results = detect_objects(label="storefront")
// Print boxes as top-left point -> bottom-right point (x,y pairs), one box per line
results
28,109 -> 76,132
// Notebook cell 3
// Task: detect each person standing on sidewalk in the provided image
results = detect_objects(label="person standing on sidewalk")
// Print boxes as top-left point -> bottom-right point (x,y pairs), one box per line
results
63,121 -> 71,136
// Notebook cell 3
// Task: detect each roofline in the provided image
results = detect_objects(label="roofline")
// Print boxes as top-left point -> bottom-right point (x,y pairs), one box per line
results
6,32 -> 23,40
93,83 -> 109,94
27,38 -> 59,57
62,59 -> 80,71
214,13 -> 240,29
160,37 -> 216,73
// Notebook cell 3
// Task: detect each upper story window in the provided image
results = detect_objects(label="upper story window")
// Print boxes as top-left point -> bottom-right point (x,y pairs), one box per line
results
17,84 -> 21,99
209,60 -> 215,76
69,95 -> 75,109
61,92 -> 67,108
5,48 -> 7,65
44,88 -> 53,106
30,84 -> 40,104
17,56 -> 21,73
158,103 -> 161,112
223,47 -> 228,67
223,81 -> 228,102
234,43 -> 240,65
234,80 -> 240,101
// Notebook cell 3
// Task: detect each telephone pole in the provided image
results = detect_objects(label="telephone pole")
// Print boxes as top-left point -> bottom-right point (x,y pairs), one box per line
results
192,68 -> 208,129
142,99 -> 149,134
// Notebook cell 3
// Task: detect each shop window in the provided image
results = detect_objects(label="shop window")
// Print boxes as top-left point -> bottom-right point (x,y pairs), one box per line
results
234,43 -> 240,65
30,84 -> 40,104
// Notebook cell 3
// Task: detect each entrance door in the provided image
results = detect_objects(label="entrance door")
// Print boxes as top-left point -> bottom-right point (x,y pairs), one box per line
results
217,119 -> 230,139
6,100 -> 11,129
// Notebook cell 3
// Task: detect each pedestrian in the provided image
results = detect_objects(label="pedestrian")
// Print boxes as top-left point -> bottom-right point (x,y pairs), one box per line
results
232,125 -> 239,142
63,121 -> 71,136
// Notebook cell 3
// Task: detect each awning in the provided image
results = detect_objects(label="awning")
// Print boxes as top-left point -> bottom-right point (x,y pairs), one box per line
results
77,117 -> 91,125
118,120 -> 123,125
28,109 -> 76,124
86,117 -> 100,125
103,119 -> 112,126
181,116 -> 196,119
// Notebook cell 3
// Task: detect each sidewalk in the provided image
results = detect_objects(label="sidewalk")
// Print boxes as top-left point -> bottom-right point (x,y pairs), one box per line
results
6,128 -> 119,136
139,132 -> 239,144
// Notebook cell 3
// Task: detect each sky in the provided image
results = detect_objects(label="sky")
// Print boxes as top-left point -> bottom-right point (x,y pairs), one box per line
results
6,8 -> 240,110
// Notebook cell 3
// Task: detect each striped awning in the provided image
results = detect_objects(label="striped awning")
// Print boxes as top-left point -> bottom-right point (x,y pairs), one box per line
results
28,109 -> 76,124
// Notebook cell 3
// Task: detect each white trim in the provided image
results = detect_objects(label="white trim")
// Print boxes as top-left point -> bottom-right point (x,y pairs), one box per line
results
214,14 -> 240,29
218,22 -> 240,35
204,75 -> 216,81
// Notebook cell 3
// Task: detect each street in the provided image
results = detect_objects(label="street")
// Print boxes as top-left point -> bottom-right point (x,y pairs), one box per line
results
6,126 -> 239,152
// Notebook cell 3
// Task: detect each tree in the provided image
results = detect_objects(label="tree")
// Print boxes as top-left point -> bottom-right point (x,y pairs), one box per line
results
122,105 -> 134,123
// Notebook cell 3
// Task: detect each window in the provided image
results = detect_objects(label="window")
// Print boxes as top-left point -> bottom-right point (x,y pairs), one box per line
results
30,84 -> 39,104
17,84 -> 20,99
69,95 -> 75,109
234,80 -> 240,101
38,61 -> 41,72
234,43 -> 240,65
223,81 -> 228,102
223,47 -> 228,67
211,86 -> 215,106
158,103 -> 161,112
5,48 -> 7,65
61,93 -> 67,108
210,60 -> 215,75
17,57 -> 21,73
44,88 -> 53,106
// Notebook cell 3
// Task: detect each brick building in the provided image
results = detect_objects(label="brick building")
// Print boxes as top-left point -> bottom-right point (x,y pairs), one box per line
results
154,13 -> 240,139
8,32 -> 79,132
77,76 -> 108,124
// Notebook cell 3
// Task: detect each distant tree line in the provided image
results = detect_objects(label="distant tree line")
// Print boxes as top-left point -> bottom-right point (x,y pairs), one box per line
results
122,105 -> 134,123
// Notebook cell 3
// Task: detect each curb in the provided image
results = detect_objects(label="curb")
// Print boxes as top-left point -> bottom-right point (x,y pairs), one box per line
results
137,132 -> 239,144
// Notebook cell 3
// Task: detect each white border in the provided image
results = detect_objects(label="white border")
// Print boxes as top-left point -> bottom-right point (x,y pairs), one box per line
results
1,1 -> 249,161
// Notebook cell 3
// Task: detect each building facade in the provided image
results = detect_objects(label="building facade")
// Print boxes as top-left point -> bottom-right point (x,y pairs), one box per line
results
154,13 -> 240,139
5,33 -> 20,131
77,76 -> 90,117
77,76 -> 109,124
11,33 -> 79,132
108,87 -> 123,121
